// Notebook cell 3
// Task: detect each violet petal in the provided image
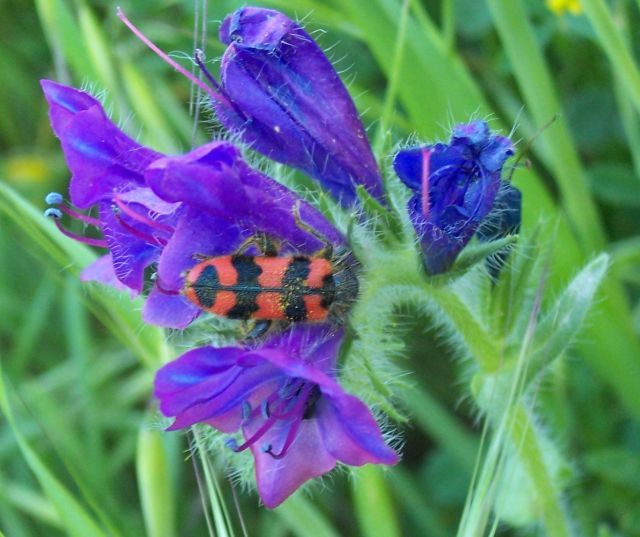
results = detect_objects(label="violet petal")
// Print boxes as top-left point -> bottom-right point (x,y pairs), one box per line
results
146,142 -> 343,252
142,289 -> 202,329
248,417 -> 336,508
42,81 -> 162,208
316,395 -> 399,466
217,7 -> 383,205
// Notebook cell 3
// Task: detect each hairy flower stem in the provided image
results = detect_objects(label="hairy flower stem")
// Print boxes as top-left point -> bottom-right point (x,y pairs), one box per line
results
443,281 -> 572,536
509,402 -> 572,537
425,286 -> 503,372
359,264 -> 572,534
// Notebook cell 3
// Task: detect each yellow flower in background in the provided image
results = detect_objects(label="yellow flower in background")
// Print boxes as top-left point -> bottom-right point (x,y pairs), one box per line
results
546,0 -> 582,15
4,154 -> 49,184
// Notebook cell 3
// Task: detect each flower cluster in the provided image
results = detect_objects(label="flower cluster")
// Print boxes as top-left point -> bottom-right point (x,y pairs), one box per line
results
43,6 -> 519,508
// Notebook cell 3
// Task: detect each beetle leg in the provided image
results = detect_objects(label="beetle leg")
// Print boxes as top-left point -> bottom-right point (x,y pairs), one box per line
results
236,233 -> 280,256
293,201 -> 333,259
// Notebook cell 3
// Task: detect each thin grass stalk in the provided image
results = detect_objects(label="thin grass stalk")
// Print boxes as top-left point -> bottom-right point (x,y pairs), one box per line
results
373,0 -> 410,157
136,425 -> 176,537
441,0 -> 455,52
192,429 -> 236,537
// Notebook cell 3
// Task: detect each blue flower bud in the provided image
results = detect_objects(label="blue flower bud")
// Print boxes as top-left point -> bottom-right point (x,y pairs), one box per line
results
394,121 -> 518,274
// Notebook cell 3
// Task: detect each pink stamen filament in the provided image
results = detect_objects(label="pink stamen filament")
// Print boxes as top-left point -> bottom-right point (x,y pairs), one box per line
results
232,381 -> 315,458
421,148 -> 432,218
52,219 -> 108,248
264,415 -> 303,459
194,49 -> 223,91
231,415 -> 278,453
113,197 -> 174,235
116,8 -> 222,102
115,214 -> 168,247
58,204 -> 101,227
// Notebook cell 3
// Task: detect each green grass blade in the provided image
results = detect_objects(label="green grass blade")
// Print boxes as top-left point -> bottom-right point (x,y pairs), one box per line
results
399,384 -> 477,473
120,61 -> 180,154
0,481 -> 62,529
342,0 -> 489,137
0,183 -> 167,370
353,465 -> 401,537
388,469 -> 450,537
9,277 -> 57,370
76,1 -> 119,96
486,0 -> 604,252
581,0 -> 640,117
34,0 -> 95,82
137,425 -> 177,537
0,366 -> 108,537
275,493 -> 340,537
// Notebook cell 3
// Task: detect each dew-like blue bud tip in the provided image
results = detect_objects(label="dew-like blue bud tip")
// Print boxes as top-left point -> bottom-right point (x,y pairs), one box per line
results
44,207 -> 63,219
45,192 -> 64,205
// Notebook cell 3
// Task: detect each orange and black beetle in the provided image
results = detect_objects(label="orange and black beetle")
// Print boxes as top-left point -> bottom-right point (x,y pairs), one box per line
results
182,210 -> 359,336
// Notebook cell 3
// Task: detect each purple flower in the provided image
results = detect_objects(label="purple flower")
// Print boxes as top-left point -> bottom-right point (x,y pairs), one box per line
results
117,7 -> 384,206
393,121 -> 517,274
42,81 -> 343,327
155,324 -> 399,508
41,80 -> 178,294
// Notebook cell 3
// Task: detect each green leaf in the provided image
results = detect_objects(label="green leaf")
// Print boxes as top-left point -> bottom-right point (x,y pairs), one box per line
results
445,235 -> 518,279
528,254 -> 609,382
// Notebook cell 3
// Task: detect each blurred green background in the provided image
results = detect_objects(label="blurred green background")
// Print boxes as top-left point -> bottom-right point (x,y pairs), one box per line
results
1,0 -> 640,535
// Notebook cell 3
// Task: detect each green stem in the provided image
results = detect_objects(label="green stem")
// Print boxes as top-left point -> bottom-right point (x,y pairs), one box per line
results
423,282 -> 571,535
426,285 -> 503,372
509,403 -> 572,537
